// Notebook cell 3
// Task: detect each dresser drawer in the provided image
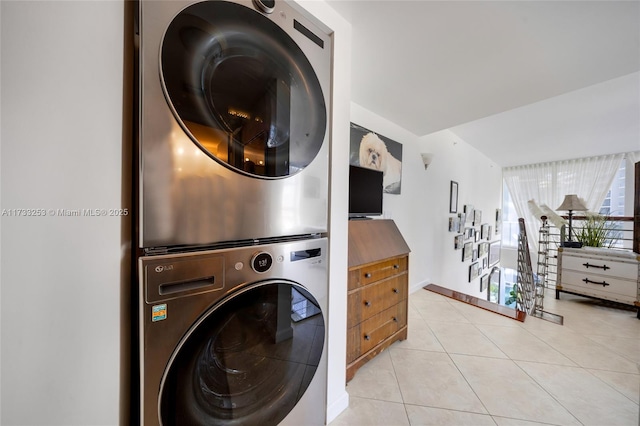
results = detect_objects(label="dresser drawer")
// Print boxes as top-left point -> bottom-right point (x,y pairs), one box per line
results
347,303 -> 407,363
561,254 -> 638,281
560,270 -> 638,304
348,256 -> 408,291
347,274 -> 407,328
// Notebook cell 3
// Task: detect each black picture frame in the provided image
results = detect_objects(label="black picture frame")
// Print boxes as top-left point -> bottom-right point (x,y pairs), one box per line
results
454,234 -> 464,250
448,216 -> 460,232
463,242 -> 473,261
473,209 -> 482,226
349,123 -> 403,194
480,274 -> 489,292
464,227 -> 474,240
481,223 -> 490,240
469,262 -> 480,282
488,241 -> 501,267
488,266 -> 501,303
458,212 -> 466,226
449,181 -> 458,213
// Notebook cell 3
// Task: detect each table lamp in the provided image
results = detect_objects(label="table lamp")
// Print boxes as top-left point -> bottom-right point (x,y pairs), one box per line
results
556,194 -> 588,248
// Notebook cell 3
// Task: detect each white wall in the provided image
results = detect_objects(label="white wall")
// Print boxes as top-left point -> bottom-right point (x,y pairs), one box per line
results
1,1 -> 124,425
417,130 -> 503,296
349,105 -> 503,298
294,1 -> 353,422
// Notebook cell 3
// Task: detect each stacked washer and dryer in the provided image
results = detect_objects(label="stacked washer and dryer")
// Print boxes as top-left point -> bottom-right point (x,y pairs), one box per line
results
134,1 -> 332,424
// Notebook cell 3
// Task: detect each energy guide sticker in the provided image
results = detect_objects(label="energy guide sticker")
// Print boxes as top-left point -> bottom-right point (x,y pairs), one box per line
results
152,304 -> 167,322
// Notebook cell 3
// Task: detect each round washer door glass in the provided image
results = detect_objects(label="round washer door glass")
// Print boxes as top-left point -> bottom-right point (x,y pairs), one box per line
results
161,1 -> 327,178
159,281 -> 325,425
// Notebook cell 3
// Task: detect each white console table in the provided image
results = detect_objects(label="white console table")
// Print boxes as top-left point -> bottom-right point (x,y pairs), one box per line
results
557,247 -> 640,318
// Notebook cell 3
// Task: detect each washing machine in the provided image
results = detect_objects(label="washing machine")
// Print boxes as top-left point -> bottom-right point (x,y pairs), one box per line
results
136,0 -> 332,251
139,237 -> 328,425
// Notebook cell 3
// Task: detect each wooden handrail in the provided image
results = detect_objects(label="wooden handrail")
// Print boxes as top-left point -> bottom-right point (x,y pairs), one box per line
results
560,215 -> 634,222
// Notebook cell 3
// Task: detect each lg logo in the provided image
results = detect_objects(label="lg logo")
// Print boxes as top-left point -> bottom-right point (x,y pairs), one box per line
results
155,264 -> 174,273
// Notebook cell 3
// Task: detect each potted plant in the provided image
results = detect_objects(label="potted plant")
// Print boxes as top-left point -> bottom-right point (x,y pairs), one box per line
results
573,213 -> 621,248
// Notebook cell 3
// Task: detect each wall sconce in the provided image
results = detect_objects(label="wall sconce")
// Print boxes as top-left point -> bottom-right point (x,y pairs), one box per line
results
420,153 -> 434,170
556,194 -> 588,248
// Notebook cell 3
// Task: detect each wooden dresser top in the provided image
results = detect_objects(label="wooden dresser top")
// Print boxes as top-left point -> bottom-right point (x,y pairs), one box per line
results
348,219 -> 410,268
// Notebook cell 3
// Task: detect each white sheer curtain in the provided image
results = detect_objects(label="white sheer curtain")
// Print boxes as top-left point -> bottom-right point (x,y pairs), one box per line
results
626,151 -> 640,167
503,153 -> 625,254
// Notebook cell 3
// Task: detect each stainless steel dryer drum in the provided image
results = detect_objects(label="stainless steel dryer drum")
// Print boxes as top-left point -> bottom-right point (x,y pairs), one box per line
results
139,238 -> 328,425
136,0 -> 332,250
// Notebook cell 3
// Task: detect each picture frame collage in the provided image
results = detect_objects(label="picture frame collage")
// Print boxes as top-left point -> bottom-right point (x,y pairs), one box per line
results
448,181 -> 502,295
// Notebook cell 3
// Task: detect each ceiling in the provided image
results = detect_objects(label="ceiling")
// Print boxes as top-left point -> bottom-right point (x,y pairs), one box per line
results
325,0 -> 640,167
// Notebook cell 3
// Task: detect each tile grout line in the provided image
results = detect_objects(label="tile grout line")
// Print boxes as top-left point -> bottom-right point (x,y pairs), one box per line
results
509,358 -> 584,426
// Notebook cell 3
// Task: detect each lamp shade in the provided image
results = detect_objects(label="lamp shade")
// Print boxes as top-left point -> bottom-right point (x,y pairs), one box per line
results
556,194 -> 588,212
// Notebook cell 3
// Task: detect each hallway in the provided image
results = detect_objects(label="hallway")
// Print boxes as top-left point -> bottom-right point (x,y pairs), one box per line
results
330,288 -> 640,425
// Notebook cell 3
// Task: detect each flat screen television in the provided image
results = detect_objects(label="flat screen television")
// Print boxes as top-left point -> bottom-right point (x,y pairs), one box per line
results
349,165 -> 384,218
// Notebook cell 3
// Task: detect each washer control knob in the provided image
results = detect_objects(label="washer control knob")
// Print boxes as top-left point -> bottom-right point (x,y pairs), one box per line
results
251,251 -> 273,274
253,0 -> 275,14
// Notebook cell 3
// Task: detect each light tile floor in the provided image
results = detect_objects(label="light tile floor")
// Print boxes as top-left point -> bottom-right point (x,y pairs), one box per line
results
330,288 -> 640,426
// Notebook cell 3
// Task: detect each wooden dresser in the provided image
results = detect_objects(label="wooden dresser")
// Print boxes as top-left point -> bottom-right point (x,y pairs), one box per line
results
557,247 -> 640,318
347,219 -> 410,382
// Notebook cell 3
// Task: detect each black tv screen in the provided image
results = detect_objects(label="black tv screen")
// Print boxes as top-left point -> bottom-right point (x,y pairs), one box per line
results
349,165 -> 383,218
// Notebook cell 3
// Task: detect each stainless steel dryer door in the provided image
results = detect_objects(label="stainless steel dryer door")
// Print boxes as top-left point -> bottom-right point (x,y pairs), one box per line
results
138,0 -> 331,249
158,281 -> 325,426
161,1 -> 326,178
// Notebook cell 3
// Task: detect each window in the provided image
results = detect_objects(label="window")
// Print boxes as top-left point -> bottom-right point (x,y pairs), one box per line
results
599,162 -> 625,216
501,183 -> 519,248
501,160 -> 629,249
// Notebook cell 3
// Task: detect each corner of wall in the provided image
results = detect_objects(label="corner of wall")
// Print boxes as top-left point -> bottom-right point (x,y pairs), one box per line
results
325,391 -> 350,424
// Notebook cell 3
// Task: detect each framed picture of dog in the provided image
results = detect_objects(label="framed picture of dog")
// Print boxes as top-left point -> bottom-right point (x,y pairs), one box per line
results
349,122 -> 403,194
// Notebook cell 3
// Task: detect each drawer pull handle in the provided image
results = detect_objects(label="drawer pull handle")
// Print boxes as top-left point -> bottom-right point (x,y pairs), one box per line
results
392,316 -> 398,322
364,272 -> 372,278
583,262 -> 610,271
582,278 -> 610,287
393,264 -> 399,269
392,288 -> 399,294
364,301 -> 371,307
364,334 -> 370,341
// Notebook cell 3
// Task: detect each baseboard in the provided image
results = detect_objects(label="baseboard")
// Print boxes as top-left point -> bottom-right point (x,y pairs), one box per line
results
325,390 -> 349,424
410,279 -> 429,295
424,283 -> 526,322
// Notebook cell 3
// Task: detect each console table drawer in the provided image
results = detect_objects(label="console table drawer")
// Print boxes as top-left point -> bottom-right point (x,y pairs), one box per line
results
561,255 -> 638,280
347,274 -> 407,328
561,270 -> 638,301
557,248 -> 640,309
348,256 -> 408,291
347,303 -> 407,363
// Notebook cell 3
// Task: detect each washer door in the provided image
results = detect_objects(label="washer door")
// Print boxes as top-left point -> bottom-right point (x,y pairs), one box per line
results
159,281 -> 325,425
161,1 -> 327,178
